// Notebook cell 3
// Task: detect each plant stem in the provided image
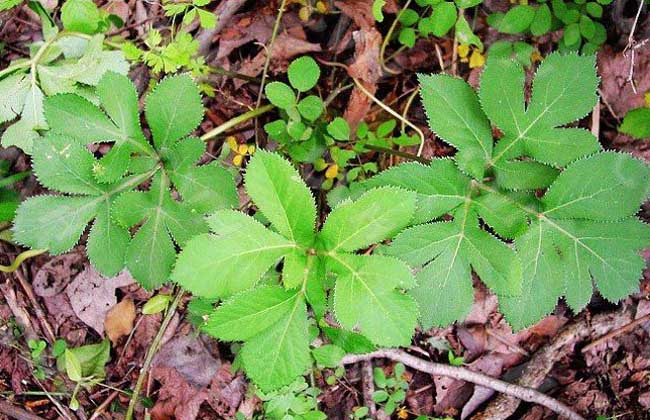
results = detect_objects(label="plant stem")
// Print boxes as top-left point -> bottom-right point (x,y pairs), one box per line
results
0,60 -> 31,79
124,288 -> 184,420
379,0 -> 413,75
363,144 -> 430,164
254,0 -> 289,143
352,77 -> 426,156
200,104 -> 274,141
0,249 -> 48,273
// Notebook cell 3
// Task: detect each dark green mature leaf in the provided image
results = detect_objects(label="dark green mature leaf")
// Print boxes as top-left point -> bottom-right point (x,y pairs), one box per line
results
501,152 -> 650,328
13,134 -> 149,276
14,73 -> 237,287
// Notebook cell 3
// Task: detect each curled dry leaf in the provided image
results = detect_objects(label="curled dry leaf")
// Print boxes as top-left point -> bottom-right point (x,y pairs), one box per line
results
104,298 -> 136,345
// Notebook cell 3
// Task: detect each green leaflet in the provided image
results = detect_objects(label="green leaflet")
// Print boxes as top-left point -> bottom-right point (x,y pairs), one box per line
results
480,53 -> 600,188
319,186 -> 417,252
245,150 -> 316,246
173,151 -> 418,391
329,254 -> 418,346
13,135 -> 147,276
385,204 -> 522,327
13,73 -> 238,287
0,34 -> 129,153
500,152 -> 650,329
418,74 -> 493,180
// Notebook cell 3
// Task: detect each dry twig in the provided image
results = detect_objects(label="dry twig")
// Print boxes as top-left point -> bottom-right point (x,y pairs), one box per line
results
341,349 -> 585,420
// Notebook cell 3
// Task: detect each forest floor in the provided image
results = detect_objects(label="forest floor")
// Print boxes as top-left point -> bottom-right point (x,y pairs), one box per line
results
1,0 -> 650,419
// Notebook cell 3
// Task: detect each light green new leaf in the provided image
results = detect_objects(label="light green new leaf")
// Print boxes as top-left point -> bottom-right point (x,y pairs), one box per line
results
319,187 -> 416,252
265,82 -> 296,110
620,107 -> 650,139
172,210 -> 296,298
330,254 -> 418,346
145,74 -> 204,151
61,0 -> 101,34
245,150 -> 316,246
418,74 -> 493,179
288,56 -> 321,92
240,293 -> 310,392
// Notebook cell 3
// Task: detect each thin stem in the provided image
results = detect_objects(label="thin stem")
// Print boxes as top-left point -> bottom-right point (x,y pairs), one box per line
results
401,87 -> 420,133
352,77 -> 426,156
379,0 -> 413,75
0,60 -> 31,79
200,104 -> 274,141
0,249 -> 48,273
254,0 -> 289,143
363,144 -> 430,164
125,288 -> 184,420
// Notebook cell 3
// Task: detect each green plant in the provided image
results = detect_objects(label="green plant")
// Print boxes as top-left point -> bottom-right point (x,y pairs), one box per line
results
487,40 -> 539,67
0,160 -> 30,223
382,0 -> 483,50
162,0 -> 217,29
264,57 -> 418,190
488,0 -> 610,54
253,378 -> 326,420
57,339 -> 110,410
358,53 -> 650,329
0,24 -> 128,152
172,150 -> 419,390
27,339 -> 47,379
11,72 -> 238,288
620,94 -> 650,140
371,363 -> 408,416
447,350 -> 464,366
122,29 -> 214,92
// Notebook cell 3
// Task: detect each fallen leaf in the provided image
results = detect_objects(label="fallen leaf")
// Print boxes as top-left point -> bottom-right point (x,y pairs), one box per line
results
104,298 -> 136,345
33,252 -> 85,297
598,46 -> 650,117
343,29 -> 382,132
152,334 -> 220,387
335,0 -> 375,30
65,267 -> 134,336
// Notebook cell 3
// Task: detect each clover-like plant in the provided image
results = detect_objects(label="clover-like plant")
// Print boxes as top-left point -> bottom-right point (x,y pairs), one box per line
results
12,72 -> 238,288
488,0 -> 610,54
172,150 -> 419,391
359,53 -> 650,329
